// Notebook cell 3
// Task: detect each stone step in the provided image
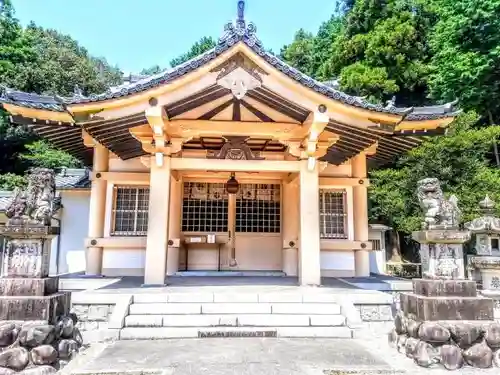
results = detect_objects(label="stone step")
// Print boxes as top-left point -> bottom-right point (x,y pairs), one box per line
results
119,326 -> 354,340
124,314 -> 346,328
128,302 -> 342,315
132,293 -> 341,304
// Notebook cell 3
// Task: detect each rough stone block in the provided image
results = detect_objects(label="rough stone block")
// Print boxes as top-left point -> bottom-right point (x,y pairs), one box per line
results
358,305 -> 393,321
277,326 -> 353,338
2,238 -> 51,278
238,314 -> 309,327
162,315 -> 236,327
201,303 -> 271,314
87,305 -> 111,321
0,292 -> 70,323
309,315 -> 346,326
129,303 -> 201,315
271,303 -> 340,315
125,315 -> 163,327
413,279 -> 477,297
119,327 -> 199,340
400,293 -> 494,321
0,277 -> 58,297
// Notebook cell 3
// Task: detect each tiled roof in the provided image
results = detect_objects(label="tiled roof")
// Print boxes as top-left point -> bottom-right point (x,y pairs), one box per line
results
0,87 -> 67,112
55,168 -> 91,189
0,7 -> 460,121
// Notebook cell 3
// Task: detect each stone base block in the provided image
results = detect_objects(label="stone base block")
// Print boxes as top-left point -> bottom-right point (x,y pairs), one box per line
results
413,279 -> 477,297
0,292 -> 70,323
0,277 -> 59,296
401,293 -> 494,321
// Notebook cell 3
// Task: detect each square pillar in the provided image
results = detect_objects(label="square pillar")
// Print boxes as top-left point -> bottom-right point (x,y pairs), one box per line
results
352,153 -> 370,277
86,144 -> 109,276
144,156 -> 171,286
299,160 -> 321,286
282,178 -> 299,276
167,178 -> 182,276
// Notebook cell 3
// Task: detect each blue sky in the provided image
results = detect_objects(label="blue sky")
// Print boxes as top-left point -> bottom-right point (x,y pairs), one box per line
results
12,0 -> 336,74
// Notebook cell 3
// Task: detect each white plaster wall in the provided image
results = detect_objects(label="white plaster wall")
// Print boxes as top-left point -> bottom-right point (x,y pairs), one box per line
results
102,249 -> 146,275
320,251 -> 355,274
50,191 -> 91,275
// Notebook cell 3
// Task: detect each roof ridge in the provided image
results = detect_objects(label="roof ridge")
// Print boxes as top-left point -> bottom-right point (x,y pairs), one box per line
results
0,2 -> 461,121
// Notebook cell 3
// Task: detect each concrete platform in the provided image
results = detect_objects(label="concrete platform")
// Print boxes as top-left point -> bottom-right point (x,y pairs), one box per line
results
69,338 -> 394,375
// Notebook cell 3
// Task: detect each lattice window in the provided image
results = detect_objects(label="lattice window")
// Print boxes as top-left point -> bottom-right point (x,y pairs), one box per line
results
236,184 -> 281,233
182,182 -> 228,232
112,187 -> 150,236
319,189 -> 347,239
371,239 -> 382,250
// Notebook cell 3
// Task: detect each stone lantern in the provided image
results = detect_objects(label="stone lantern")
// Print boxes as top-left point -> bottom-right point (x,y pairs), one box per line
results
465,195 -> 500,293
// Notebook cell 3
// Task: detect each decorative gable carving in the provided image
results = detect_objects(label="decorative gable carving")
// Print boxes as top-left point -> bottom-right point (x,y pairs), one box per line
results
213,53 -> 265,100
207,136 -> 264,160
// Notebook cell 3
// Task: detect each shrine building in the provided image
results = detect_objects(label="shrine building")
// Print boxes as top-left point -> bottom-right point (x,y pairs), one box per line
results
0,2 -> 459,286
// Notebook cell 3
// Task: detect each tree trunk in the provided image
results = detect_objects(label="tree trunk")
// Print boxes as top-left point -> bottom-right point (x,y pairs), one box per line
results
488,111 -> 500,167
389,229 -> 403,262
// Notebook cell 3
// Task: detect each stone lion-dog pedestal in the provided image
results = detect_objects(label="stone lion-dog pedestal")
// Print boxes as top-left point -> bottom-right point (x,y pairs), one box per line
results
390,178 -> 498,370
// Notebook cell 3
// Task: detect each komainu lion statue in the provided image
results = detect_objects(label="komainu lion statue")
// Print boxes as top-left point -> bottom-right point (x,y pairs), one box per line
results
417,178 -> 461,229
5,168 -> 56,226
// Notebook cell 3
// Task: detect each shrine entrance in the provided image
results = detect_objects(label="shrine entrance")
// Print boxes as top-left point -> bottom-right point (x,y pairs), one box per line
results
180,180 -> 282,273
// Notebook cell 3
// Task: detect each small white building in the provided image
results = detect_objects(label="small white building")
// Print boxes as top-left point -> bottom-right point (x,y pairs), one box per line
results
369,223 -> 391,275
0,168 -> 91,275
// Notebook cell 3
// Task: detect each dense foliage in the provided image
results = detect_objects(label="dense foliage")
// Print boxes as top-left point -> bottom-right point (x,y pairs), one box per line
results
0,0 -> 121,187
2,0 -> 500,260
280,0 -> 500,258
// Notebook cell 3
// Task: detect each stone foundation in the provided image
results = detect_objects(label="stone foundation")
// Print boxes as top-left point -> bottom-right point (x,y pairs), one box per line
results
0,293 -> 71,322
0,278 -> 59,297
400,293 -> 494,321
72,304 -> 114,333
392,278 -> 498,369
0,316 -> 83,374
390,317 -> 500,369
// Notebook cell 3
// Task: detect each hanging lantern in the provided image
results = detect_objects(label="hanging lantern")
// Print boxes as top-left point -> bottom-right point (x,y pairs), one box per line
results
226,172 -> 239,195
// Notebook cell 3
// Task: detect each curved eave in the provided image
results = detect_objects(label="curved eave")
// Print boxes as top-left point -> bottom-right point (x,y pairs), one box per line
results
1,103 -> 74,124
396,115 -> 457,131
7,114 -> 92,165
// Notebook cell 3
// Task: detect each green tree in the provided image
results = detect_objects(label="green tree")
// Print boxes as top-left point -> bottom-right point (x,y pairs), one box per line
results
429,0 -> 500,166
20,140 -> 82,170
430,0 -> 500,116
369,113 -> 500,259
0,2 -> 123,188
169,36 -> 216,68
0,173 -> 26,190
280,29 -> 316,76
280,16 -> 343,80
0,0 -> 37,176
323,0 -> 437,105
23,24 -> 122,96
